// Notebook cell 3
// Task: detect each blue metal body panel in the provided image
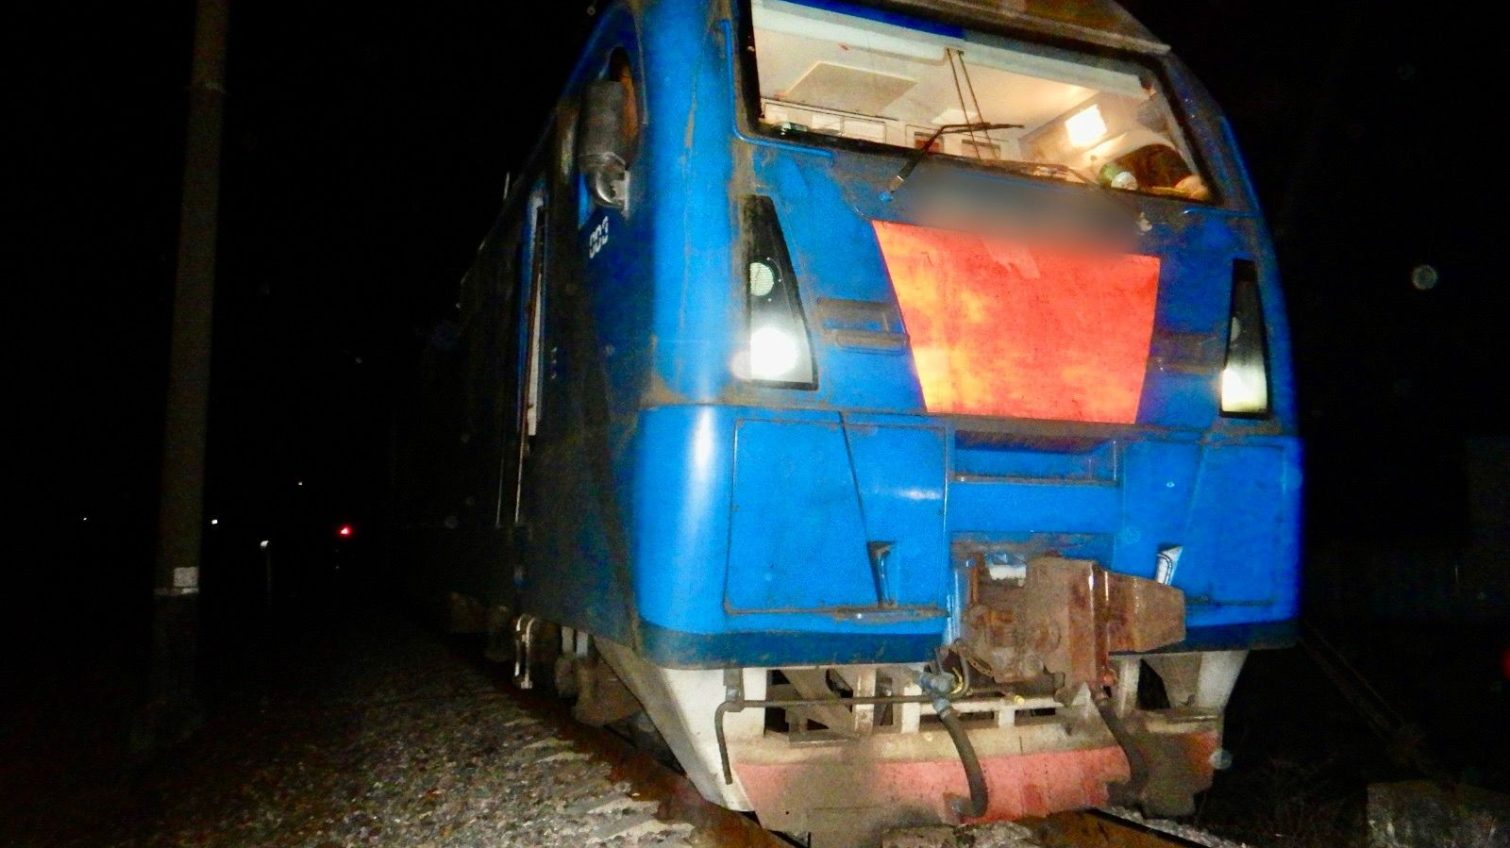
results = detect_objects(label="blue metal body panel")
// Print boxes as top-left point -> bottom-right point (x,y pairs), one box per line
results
480,0 -> 1301,670
623,404 -> 1299,665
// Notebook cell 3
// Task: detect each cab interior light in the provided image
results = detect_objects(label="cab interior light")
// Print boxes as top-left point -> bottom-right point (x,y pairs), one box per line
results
1065,104 -> 1107,148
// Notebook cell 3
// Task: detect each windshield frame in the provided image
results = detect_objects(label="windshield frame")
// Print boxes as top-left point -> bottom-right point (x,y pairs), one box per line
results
731,0 -> 1223,207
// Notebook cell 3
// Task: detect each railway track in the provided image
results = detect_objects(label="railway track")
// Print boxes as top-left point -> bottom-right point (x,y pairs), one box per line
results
881,808 -> 1232,848
1031,809 -> 1235,848
8,598 -> 1241,848
332,612 -> 1244,848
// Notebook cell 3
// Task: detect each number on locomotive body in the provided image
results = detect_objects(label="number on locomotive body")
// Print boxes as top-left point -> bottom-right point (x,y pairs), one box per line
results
587,216 -> 609,259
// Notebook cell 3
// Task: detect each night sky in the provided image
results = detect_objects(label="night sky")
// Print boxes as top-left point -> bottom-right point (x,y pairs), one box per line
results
19,2 -> 1504,661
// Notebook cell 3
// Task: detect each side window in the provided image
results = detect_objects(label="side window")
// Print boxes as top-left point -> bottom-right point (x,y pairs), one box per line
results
521,195 -> 547,440
509,187 -> 547,528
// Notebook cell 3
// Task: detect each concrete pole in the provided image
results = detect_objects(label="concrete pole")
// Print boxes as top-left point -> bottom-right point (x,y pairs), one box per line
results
139,0 -> 228,751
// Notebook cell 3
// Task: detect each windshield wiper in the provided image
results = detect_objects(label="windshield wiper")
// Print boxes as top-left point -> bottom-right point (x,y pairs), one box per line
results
887,122 -> 1023,193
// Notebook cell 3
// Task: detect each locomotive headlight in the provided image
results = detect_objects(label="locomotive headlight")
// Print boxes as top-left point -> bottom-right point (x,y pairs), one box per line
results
740,196 -> 817,388
1220,260 -> 1270,416
749,325 -> 801,379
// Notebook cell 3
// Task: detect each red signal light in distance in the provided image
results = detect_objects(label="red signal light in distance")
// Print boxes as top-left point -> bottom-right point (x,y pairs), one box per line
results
338,524 -> 353,539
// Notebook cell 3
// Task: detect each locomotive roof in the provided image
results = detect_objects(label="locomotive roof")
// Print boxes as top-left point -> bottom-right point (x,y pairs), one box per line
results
865,0 -> 1169,55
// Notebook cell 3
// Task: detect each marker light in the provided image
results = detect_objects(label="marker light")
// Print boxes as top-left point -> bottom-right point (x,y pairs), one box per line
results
741,196 -> 816,388
1220,260 -> 1270,416
748,261 -> 776,298
338,524 -> 353,538
1065,104 -> 1107,148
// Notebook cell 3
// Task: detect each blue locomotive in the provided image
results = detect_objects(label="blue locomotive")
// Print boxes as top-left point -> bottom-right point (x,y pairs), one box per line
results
444,0 -> 1300,842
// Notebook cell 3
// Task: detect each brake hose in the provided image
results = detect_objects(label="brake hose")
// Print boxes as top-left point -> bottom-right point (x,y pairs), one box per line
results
916,669 -> 989,819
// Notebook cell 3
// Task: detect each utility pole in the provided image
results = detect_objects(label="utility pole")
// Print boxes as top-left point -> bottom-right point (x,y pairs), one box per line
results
137,0 -> 228,751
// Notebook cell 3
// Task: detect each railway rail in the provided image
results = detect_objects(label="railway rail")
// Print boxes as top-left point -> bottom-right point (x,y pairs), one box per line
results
1031,809 -> 1235,848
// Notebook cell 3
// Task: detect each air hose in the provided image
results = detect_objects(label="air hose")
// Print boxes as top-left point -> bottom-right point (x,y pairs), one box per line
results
936,702 -> 988,818
915,669 -> 988,819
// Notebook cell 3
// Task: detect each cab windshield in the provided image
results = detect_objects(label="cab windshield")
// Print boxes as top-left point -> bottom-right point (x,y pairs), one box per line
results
748,0 -> 1211,201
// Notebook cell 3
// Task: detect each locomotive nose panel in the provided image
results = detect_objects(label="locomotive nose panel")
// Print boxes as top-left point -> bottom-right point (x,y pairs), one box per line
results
725,416 -> 949,615
873,220 -> 1161,424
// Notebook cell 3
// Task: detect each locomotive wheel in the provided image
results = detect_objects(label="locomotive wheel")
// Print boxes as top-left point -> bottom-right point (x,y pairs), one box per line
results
526,620 -> 563,696
553,652 -> 580,698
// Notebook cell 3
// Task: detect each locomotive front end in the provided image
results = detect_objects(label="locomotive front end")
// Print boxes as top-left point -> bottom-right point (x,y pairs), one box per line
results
573,0 -> 1300,843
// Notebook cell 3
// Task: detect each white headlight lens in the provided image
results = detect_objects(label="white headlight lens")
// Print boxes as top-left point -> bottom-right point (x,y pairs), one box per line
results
1220,262 -> 1271,416
749,325 -> 801,379
1220,359 -> 1269,414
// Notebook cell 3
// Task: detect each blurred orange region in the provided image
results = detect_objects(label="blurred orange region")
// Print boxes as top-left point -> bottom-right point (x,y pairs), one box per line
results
873,220 -> 1160,424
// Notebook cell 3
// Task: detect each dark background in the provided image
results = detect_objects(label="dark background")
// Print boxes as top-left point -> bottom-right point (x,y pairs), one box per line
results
11,0 -> 1506,833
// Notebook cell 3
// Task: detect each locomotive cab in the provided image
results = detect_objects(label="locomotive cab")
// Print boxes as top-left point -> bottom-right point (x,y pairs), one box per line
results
451,0 -> 1301,844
